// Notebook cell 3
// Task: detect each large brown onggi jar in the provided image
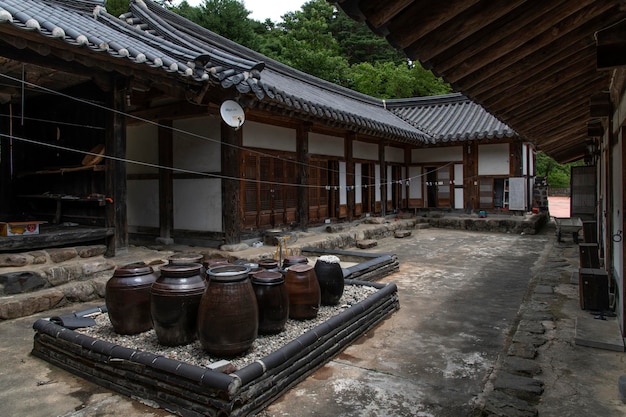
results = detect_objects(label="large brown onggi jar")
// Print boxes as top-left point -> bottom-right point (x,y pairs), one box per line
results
251,270 -> 289,334
150,263 -> 205,346
197,265 -> 258,357
105,262 -> 158,335
285,263 -> 320,320
314,255 -> 345,306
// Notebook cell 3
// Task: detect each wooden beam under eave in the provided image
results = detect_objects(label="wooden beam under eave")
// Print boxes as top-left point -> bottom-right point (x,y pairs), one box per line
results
360,0 -> 414,30
485,61 -> 598,113
434,0 -> 571,76
474,43 -> 595,104
407,0 -> 528,66
448,3 -> 617,90
386,0 -> 481,51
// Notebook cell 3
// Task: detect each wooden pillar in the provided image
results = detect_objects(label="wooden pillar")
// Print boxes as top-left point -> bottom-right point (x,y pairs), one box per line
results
297,123 -> 310,230
158,120 -> 174,243
379,141 -> 386,216
222,122 -> 242,244
105,76 -> 128,255
346,133 -> 354,221
464,142 -> 478,211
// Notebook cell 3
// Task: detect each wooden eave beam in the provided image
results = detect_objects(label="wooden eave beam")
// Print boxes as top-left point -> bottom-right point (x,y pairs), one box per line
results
385,0 -> 481,51
475,43 -> 596,103
445,2 -> 618,90
360,0 -> 414,30
434,0 -> 572,75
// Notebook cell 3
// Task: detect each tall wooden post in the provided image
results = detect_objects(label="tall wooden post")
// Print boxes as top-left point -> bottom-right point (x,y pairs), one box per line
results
105,76 -> 128,255
297,123 -> 310,230
158,120 -> 174,244
222,121 -> 241,244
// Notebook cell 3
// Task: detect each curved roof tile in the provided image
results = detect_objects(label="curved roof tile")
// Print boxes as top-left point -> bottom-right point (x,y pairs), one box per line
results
0,0 -> 263,91
386,93 -> 517,143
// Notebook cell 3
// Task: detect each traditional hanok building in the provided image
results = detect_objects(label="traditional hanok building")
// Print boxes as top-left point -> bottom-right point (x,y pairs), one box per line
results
0,0 -> 530,256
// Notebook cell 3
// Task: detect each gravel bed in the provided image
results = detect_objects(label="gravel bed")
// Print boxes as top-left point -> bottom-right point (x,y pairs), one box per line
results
79,284 -> 378,371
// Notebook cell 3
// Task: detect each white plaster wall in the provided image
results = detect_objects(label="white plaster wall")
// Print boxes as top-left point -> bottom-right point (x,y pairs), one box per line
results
127,123 -> 158,174
375,164 -> 381,202
387,165 -> 392,199
411,146 -> 462,163
355,163 -> 362,204
173,116 -> 221,172
243,121 -> 296,152
174,178 -> 222,231
309,132 -> 344,157
522,143 -> 528,176
478,143 -> 510,175
339,161 -> 347,204
454,163 -> 464,209
127,179 -> 159,228
409,166 -> 422,198
385,145 -> 404,163
353,141 -> 378,160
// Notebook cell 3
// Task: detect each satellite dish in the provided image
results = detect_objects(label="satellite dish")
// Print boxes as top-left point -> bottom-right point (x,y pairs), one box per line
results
220,100 -> 245,129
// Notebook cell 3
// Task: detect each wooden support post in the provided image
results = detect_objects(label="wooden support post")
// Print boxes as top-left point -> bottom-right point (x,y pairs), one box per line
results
105,76 -> 128,256
158,120 -> 174,244
297,123 -> 310,230
222,122 -> 241,244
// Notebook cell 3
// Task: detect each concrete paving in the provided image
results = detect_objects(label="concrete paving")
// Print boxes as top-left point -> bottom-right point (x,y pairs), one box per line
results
1,222 -> 625,417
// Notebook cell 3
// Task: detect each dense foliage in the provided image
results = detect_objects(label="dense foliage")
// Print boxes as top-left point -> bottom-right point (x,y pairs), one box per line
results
535,151 -> 582,188
166,0 -> 451,98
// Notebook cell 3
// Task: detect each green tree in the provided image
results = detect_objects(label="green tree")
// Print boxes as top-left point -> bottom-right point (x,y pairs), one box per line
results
171,0 -> 259,49
536,151 -> 581,188
106,0 -> 130,17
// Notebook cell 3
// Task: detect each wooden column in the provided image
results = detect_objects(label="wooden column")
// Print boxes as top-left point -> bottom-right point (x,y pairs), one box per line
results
297,123 -> 310,230
222,121 -> 242,244
158,120 -> 174,243
105,77 -> 128,255
464,142 -> 479,211
379,141 -> 386,216
346,133 -> 354,221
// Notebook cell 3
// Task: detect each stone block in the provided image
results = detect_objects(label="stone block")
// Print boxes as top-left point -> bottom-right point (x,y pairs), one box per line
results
81,260 -> 115,276
28,251 -> 47,264
0,253 -> 33,268
46,264 -> 84,286
78,245 -> 107,258
493,371 -> 544,401
47,248 -> 78,263
363,217 -> 385,224
326,224 -> 349,233
394,230 -> 412,238
0,271 -> 47,295
356,239 -> 377,249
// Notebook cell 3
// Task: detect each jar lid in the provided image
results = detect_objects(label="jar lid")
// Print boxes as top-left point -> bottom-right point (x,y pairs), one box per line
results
287,263 -> 314,273
168,253 -> 203,263
159,263 -> 203,276
113,262 -> 154,277
207,264 -> 250,281
252,270 -> 284,284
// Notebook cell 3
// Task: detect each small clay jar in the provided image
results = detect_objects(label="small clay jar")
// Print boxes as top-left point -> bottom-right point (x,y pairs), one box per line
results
314,255 -> 345,306
282,255 -> 309,270
106,262 -> 158,335
150,263 -> 205,346
284,263 -> 320,320
251,270 -> 289,334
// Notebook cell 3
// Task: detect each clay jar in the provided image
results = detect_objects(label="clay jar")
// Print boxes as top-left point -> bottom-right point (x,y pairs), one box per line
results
314,255 -> 345,306
285,263 -> 321,320
258,259 -> 280,272
251,270 -> 289,334
197,265 -> 258,357
105,262 -> 158,335
150,263 -> 205,346
282,255 -> 308,270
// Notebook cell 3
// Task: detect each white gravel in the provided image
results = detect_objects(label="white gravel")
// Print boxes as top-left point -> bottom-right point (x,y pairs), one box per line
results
78,284 -> 378,371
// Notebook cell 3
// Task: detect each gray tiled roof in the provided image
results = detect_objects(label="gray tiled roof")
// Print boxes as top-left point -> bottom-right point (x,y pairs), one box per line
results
0,0 -> 264,92
386,93 -> 517,144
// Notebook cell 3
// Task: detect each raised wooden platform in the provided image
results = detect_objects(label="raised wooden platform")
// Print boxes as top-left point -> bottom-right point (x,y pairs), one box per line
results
0,224 -> 114,253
